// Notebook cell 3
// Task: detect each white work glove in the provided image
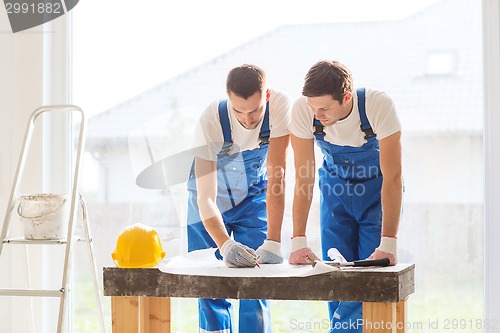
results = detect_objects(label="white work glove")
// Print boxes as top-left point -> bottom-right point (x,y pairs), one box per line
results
368,236 -> 397,266
256,239 -> 283,264
220,239 -> 257,268
288,236 -> 320,265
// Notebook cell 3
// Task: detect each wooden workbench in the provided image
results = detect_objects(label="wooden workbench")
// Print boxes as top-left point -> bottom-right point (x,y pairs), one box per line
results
103,263 -> 414,333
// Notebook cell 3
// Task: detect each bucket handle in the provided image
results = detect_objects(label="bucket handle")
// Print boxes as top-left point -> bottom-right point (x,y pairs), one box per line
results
17,198 -> 67,220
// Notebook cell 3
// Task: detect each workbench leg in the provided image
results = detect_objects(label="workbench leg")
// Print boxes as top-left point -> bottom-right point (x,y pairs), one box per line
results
112,296 -> 171,333
139,296 -> 171,333
362,299 -> 407,333
395,299 -> 407,333
112,296 -> 139,333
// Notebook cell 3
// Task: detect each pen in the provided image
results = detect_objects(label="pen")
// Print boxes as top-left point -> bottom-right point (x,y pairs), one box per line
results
255,256 -> 261,268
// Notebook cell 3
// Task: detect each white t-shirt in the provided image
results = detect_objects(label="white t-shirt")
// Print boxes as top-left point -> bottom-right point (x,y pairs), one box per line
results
290,88 -> 401,147
193,89 -> 291,160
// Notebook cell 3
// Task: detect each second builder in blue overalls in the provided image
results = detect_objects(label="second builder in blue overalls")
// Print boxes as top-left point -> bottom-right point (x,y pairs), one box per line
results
187,64 -> 294,333
289,60 -> 403,333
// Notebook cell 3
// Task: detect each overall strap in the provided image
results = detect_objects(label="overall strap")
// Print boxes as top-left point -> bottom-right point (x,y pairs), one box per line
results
258,101 -> 270,146
217,99 -> 236,206
217,99 -> 233,156
313,117 -> 326,141
357,88 -> 376,140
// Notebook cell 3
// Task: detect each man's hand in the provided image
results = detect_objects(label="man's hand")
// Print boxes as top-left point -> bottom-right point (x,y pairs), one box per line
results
288,236 -> 320,265
368,236 -> 397,266
220,239 -> 258,268
256,239 -> 283,264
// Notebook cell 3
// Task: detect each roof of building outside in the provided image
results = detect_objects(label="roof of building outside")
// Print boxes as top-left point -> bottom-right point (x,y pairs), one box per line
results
86,0 -> 482,153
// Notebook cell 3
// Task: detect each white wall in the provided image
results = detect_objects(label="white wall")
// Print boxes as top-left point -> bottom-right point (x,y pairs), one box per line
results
0,10 -> 70,332
0,9 -> 45,333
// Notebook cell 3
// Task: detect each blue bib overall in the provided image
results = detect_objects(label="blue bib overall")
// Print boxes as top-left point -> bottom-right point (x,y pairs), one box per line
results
314,89 -> 382,333
187,100 -> 271,333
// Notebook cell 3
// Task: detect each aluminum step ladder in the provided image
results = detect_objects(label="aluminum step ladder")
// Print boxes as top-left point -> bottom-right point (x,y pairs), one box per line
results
0,105 -> 105,333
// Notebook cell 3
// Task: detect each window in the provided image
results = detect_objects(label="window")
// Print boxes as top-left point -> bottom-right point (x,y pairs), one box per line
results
425,51 -> 458,75
73,0 -> 485,332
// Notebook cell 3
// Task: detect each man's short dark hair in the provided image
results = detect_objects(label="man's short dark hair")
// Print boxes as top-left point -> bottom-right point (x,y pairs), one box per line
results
226,64 -> 266,99
302,60 -> 353,104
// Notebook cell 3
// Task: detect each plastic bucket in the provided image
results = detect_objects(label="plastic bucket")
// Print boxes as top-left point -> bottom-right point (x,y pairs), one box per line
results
17,194 -> 70,240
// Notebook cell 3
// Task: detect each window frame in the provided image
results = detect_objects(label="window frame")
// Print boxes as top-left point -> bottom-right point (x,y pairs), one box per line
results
482,0 -> 500,329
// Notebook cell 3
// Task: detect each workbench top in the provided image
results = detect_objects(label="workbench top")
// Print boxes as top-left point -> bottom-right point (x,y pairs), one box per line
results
103,263 -> 414,303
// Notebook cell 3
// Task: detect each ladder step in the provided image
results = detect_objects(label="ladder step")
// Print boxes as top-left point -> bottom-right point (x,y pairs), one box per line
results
3,237 -> 67,245
0,288 -> 65,297
2,237 -> 91,245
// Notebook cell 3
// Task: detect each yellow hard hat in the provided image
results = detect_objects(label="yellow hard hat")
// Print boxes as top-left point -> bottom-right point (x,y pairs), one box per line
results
111,223 -> 166,268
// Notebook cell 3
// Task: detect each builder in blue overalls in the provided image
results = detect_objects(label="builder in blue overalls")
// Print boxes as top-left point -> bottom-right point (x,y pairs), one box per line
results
187,64 -> 292,333
289,60 -> 403,333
